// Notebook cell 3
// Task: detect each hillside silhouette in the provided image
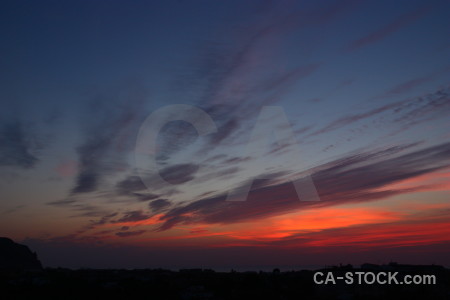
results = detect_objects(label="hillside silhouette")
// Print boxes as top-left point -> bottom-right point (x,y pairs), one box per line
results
0,237 -> 42,271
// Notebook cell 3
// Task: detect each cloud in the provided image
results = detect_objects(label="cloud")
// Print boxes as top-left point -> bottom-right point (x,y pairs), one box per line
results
308,86 -> 450,137
134,193 -> 160,202
195,166 -> 242,184
47,199 -> 116,224
47,199 -> 78,206
308,101 -> 402,136
1,205 -> 25,215
69,204 -> 109,218
377,66 -> 450,98
164,0 -> 356,161
392,86 -> 450,126
114,175 -> 162,202
207,118 -> 239,145
149,199 -> 171,212
116,175 -> 147,194
87,212 -> 118,228
119,165 -> 199,198
115,230 -> 146,238
382,76 -> 435,96
159,163 -> 199,185
71,81 -> 148,194
345,5 -> 432,52
113,210 -> 152,223
0,120 -> 39,168
155,120 -> 199,163
222,156 -> 252,165
156,141 -> 450,230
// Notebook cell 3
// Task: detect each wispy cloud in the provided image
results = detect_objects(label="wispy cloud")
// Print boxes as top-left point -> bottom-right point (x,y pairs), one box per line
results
0,120 -> 40,168
71,81 -> 148,194
159,163 -> 199,184
345,5 -> 432,52
377,66 -> 450,98
115,175 -> 161,201
112,210 -> 152,223
308,86 -> 450,137
308,101 -> 402,137
115,230 -> 146,238
156,141 -> 450,230
149,199 -> 171,212
162,1 -> 358,162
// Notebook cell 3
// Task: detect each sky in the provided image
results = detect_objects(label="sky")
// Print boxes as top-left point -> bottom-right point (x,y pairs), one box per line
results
1,0 -> 450,270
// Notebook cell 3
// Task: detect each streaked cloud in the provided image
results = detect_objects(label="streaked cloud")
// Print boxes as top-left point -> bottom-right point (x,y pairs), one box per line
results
0,120 -> 39,168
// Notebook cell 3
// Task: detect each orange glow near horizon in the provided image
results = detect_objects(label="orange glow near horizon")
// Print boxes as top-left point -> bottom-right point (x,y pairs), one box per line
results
34,169 -> 450,255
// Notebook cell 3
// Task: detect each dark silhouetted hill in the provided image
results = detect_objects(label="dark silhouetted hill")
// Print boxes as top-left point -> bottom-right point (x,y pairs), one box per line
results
1,265 -> 450,299
0,237 -> 42,270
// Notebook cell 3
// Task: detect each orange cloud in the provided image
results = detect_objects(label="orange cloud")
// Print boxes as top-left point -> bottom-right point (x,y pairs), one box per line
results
378,169 -> 450,192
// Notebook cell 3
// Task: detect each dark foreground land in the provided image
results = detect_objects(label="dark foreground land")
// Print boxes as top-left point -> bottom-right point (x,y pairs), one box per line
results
1,263 -> 450,300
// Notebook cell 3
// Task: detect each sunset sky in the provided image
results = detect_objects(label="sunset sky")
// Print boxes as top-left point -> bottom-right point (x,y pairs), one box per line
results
1,0 -> 450,269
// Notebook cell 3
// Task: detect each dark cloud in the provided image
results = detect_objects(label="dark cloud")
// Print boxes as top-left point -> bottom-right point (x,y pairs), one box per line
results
47,199 -> 78,206
149,199 -> 171,212
117,166 -> 199,197
308,86 -> 450,138
72,168 -> 99,194
208,118 -> 239,145
392,86 -> 450,126
70,204 -> 109,218
116,175 -> 146,194
115,175 -> 161,201
115,230 -> 146,238
222,156 -> 251,165
47,199 -> 116,226
196,105 -> 244,151
134,193 -> 160,202
71,81 -> 148,194
202,154 -> 228,163
196,166 -> 241,183
215,167 -> 241,178
309,101 -> 401,136
113,210 -> 151,223
0,120 -> 39,168
159,163 -> 199,185
155,120 -> 199,162
87,212 -> 118,228
157,141 -> 450,230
